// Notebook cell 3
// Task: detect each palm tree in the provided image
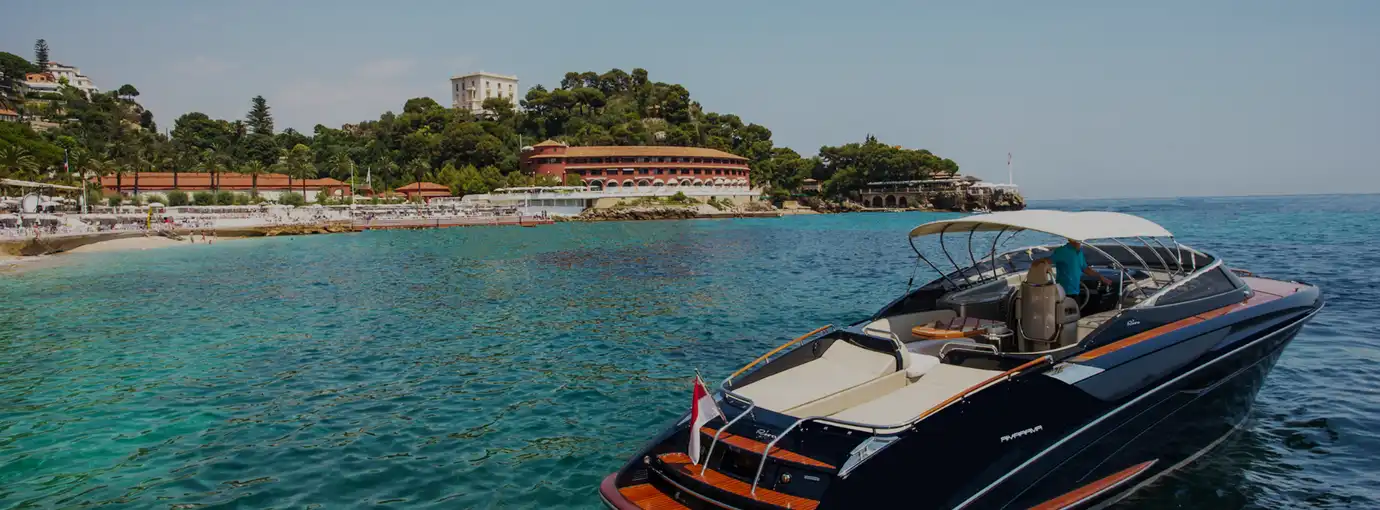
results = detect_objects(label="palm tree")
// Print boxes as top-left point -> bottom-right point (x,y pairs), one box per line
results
173,149 -> 197,189
240,161 -> 267,196
86,156 -> 113,193
132,147 -> 152,196
68,148 -> 90,188
111,160 -> 127,195
284,144 -> 314,201
0,146 -> 38,180
328,152 -> 355,181
200,149 -> 221,193
327,153 -> 354,202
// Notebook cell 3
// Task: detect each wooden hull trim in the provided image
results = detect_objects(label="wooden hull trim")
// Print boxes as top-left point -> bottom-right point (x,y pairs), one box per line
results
1029,460 -> 1157,510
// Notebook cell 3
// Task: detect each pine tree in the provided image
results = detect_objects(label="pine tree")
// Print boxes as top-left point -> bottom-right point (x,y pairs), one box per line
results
34,39 -> 49,70
247,95 -> 273,135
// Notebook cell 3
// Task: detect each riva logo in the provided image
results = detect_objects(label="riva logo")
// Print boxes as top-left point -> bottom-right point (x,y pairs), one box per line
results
1000,425 -> 1043,443
755,429 -> 778,442
1126,319 -> 1142,327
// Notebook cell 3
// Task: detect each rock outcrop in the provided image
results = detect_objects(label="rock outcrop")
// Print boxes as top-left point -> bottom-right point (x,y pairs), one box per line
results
566,207 -> 700,222
256,223 -> 353,236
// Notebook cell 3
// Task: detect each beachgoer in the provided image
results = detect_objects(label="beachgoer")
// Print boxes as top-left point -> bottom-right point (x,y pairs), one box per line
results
1047,239 -> 1113,297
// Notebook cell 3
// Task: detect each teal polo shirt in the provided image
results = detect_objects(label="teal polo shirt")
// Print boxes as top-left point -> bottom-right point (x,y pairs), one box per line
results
1049,243 -> 1086,296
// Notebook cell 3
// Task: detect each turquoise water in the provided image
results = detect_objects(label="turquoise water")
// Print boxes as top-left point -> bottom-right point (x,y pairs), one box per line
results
1,195 -> 1376,508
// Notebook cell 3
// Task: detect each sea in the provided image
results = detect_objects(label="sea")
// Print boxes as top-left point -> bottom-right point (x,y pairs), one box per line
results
0,194 -> 1376,509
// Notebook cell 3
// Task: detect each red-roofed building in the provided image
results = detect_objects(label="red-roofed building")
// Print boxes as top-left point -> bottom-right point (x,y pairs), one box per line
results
96,172 -> 352,202
521,140 -> 751,191
395,182 -> 452,202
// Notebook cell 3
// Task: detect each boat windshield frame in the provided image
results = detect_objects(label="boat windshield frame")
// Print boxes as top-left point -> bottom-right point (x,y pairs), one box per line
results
907,216 -> 1214,310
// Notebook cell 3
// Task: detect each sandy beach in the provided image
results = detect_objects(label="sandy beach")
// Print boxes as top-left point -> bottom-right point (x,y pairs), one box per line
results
1,235 -> 247,274
64,235 -> 245,254
65,236 -> 195,253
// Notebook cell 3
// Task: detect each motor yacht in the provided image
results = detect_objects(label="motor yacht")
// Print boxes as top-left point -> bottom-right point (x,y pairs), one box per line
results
599,210 -> 1323,509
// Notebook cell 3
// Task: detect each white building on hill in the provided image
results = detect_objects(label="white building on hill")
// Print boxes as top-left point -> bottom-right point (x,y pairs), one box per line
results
450,72 -> 518,113
42,62 -> 100,97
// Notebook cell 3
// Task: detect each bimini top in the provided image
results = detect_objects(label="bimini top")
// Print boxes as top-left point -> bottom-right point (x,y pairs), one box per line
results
908,210 -> 1173,241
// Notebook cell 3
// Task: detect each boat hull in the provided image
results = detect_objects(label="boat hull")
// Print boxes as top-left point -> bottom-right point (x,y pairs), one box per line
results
997,310 -> 1312,509
600,284 -> 1322,510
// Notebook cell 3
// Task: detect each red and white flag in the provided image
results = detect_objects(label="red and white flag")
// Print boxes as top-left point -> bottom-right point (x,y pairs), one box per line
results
688,373 -> 723,465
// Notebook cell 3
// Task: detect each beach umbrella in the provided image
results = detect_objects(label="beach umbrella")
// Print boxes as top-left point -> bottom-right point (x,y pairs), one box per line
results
147,202 -> 165,207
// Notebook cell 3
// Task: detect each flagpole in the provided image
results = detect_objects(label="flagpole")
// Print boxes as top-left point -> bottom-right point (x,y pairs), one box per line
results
1008,152 -> 1013,185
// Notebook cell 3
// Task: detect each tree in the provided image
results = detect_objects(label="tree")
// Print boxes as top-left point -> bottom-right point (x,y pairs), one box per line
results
240,160 -> 267,196
171,112 -> 234,152
241,133 -> 278,166
33,39 -> 48,71
327,152 -> 355,182
403,157 -> 430,195
139,110 -> 156,131
86,156 -> 114,192
563,173 -> 584,186
246,95 -> 273,135
285,144 -> 315,199
200,148 -> 227,192
0,52 -> 38,100
0,145 -> 38,179
116,84 -> 139,101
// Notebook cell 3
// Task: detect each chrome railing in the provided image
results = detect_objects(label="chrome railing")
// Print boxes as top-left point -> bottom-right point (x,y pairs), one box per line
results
700,400 -> 756,476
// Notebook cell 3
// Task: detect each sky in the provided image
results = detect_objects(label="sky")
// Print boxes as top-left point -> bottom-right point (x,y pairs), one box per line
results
5,0 -> 1378,199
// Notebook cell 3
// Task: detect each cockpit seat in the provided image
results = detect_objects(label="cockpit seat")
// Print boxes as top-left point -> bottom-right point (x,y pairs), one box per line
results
1019,259 -> 1080,350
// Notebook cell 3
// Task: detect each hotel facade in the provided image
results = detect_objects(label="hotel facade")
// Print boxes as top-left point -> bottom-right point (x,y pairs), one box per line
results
522,140 -> 751,190
451,72 -> 519,113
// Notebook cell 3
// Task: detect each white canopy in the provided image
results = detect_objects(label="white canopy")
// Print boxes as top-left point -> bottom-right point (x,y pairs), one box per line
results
908,210 -> 1173,241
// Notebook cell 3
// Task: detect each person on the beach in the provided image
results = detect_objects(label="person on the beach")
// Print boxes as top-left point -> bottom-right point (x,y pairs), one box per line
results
1047,239 -> 1113,297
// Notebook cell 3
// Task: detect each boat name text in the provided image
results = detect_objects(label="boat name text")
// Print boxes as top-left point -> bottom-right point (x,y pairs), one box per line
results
1000,425 -> 1043,443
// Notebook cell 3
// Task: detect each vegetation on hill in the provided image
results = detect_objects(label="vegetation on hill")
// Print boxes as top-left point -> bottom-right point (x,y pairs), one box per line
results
1,40 -> 973,202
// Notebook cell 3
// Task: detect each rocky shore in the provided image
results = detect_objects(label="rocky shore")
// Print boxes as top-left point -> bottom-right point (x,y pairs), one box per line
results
801,191 -> 1026,213
557,205 -> 783,222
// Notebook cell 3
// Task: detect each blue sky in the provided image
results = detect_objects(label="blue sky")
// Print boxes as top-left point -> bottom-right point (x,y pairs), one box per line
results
5,1 -> 1378,199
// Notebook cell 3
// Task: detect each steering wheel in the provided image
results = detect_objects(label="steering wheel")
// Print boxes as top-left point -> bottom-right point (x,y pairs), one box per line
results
1078,281 -> 1093,309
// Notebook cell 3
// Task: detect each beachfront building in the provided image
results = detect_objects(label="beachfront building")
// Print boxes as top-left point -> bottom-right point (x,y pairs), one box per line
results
522,140 -> 752,191
395,182 -> 453,202
451,72 -> 519,113
0,108 -> 18,122
96,172 -> 352,202
857,175 -> 1020,210
451,143 -> 759,217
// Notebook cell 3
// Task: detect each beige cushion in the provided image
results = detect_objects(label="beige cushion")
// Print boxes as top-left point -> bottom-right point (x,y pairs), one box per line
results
734,341 -> 896,412
829,364 -> 1004,425
785,371 -> 908,418
905,353 -> 941,378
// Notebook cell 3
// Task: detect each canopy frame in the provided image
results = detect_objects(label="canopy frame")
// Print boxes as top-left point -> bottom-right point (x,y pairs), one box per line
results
907,211 -> 1199,311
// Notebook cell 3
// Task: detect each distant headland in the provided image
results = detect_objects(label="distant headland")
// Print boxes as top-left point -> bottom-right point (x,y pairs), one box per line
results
2,38 -> 1021,217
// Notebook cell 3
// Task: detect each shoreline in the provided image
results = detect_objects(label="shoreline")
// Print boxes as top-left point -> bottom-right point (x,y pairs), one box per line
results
1,207 -> 1006,271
